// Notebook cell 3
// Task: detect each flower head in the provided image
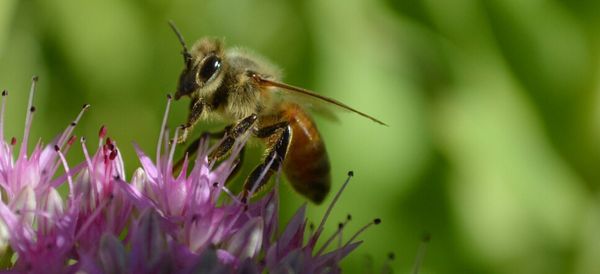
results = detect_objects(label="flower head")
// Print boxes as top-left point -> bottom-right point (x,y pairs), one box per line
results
0,77 -> 87,272
0,78 -> 379,273
72,128 -> 133,254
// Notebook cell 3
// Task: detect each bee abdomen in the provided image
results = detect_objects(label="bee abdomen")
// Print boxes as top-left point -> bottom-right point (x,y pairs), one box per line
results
282,105 -> 331,204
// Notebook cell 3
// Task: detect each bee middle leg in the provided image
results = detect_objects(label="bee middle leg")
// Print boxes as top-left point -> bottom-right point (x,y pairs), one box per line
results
173,127 -> 249,183
208,114 -> 258,163
242,122 -> 290,201
172,113 -> 256,177
173,128 -> 227,173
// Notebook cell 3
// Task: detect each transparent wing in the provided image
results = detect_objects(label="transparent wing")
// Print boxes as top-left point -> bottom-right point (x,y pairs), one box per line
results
251,73 -> 388,126
270,85 -> 342,123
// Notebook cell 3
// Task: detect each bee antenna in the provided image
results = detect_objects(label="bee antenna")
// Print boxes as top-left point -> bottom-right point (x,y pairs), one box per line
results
168,20 -> 192,68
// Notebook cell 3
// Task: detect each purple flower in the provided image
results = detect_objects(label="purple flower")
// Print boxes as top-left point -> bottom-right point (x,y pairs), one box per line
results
0,78 -> 379,273
0,78 -> 85,272
114,96 -> 380,273
73,127 -> 133,254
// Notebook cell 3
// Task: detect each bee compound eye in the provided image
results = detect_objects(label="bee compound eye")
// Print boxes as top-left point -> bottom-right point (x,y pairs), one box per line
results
198,55 -> 222,83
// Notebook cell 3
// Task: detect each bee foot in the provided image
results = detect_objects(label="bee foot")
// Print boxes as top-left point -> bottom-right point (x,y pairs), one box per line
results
169,126 -> 189,145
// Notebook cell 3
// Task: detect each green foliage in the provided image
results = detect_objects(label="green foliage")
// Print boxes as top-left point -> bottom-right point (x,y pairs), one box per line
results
1,0 -> 599,273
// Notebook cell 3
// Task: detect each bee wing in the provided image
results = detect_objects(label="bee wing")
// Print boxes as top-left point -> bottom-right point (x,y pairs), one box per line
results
251,74 -> 388,126
271,85 -> 342,123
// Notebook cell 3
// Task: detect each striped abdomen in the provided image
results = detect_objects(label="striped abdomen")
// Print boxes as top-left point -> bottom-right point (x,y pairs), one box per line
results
280,103 -> 330,204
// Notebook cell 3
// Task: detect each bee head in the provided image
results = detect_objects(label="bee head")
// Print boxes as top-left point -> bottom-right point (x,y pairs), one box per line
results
174,37 -> 225,100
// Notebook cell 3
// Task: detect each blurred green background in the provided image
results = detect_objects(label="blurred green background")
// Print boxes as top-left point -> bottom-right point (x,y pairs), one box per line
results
1,0 -> 599,273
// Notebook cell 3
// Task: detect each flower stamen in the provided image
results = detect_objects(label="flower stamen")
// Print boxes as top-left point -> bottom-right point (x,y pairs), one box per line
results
56,104 -> 90,150
310,171 -> 353,246
315,214 -> 352,256
344,218 -> 381,248
19,76 -> 38,160
0,89 -> 7,141
157,94 -> 172,170
411,233 -> 430,274
54,145 -> 74,202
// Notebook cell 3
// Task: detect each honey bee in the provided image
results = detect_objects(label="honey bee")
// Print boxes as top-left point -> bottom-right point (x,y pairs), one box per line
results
169,22 -> 386,204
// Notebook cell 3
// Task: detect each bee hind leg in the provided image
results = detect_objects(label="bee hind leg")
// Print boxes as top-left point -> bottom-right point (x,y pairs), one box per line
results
242,122 -> 291,202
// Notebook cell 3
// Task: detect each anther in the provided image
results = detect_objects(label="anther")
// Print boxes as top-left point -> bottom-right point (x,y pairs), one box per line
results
30,106 -> 36,112
10,137 -> 16,146
68,135 -> 77,145
347,214 -> 352,221
98,125 -> 107,138
82,103 -> 90,109
167,94 -> 172,100
1,90 -> 6,96
54,145 -> 60,152
70,122 -> 77,126
80,136 -> 86,143
347,170 -> 354,177
338,222 -> 344,229
32,75 -> 39,82
212,182 -> 219,188
109,149 -> 118,160
374,218 -> 381,225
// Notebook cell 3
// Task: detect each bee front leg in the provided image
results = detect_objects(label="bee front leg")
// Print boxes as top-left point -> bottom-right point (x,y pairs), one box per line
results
173,128 -> 227,173
242,122 -> 290,201
174,98 -> 205,144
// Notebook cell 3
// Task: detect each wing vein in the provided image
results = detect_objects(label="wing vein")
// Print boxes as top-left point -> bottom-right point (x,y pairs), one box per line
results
253,75 -> 388,126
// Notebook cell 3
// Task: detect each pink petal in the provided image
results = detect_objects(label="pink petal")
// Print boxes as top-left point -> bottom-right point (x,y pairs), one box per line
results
216,249 -> 237,265
133,143 -> 158,179
224,217 -> 263,261
115,174 -> 154,209
277,203 -> 307,253
98,233 -> 127,274
130,210 -> 167,271
39,188 -> 64,234
10,185 -> 36,225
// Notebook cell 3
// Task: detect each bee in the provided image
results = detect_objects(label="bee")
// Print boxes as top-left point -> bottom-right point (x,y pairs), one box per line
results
169,22 -> 386,204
